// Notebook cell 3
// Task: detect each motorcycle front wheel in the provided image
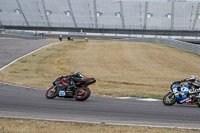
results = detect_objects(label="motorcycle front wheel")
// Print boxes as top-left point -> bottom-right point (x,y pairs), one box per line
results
163,92 -> 176,106
46,86 -> 58,99
196,99 -> 200,108
75,87 -> 91,101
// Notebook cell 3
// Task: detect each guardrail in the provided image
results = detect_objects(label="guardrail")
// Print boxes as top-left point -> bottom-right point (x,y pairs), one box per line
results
119,38 -> 200,55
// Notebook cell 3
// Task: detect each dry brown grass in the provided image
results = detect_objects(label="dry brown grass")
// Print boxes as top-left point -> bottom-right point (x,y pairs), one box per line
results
0,118 -> 199,133
0,41 -> 86,89
69,40 -> 200,98
0,40 -> 200,98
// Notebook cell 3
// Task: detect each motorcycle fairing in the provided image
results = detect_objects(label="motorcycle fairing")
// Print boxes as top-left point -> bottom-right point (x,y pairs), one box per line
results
75,78 -> 96,86
59,81 -> 69,85
172,85 -> 192,104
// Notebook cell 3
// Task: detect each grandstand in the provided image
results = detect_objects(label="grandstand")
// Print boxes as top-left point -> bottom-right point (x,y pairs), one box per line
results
0,0 -> 200,36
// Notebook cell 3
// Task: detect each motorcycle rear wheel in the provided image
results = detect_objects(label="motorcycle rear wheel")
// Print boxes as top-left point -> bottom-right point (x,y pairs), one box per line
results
75,87 -> 91,101
163,92 -> 176,106
46,86 -> 58,99
196,99 -> 200,108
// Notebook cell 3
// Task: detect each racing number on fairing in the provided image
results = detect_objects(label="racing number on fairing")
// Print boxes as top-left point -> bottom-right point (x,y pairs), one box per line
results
59,91 -> 65,96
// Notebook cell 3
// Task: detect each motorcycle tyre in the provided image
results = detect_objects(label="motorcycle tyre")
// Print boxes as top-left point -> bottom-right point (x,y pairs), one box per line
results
75,87 -> 91,101
196,99 -> 200,108
46,86 -> 58,99
163,92 -> 176,106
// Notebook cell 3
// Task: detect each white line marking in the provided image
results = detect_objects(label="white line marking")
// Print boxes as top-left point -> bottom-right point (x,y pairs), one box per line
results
107,122 -> 200,130
137,98 -> 161,102
0,81 -> 44,91
118,97 -> 132,99
118,97 -> 162,102
1,115 -> 200,130
0,42 -> 57,71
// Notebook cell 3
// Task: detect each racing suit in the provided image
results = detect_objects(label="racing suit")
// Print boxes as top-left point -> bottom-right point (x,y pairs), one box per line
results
180,78 -> 200,93
59,74 -> 85,90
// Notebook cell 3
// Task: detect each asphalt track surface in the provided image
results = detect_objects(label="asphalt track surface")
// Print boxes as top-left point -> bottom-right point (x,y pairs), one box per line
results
0,39 -> 200,129
0,38 -> 55,69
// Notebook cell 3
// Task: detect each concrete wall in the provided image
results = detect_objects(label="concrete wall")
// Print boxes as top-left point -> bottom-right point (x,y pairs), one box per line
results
1,25 -> 200,37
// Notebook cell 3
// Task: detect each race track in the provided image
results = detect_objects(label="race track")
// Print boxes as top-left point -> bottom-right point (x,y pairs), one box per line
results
0,39 -> 200,129
0,38 -> 55,69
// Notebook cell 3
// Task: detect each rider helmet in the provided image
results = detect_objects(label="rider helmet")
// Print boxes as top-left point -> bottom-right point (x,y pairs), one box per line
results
74,72 -> 84,78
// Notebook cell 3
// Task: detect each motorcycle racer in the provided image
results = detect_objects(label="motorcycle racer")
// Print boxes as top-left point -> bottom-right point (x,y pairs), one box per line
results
57,72 -> 85,90
179,75 -> 200,93
163,75 -> 200,107
46,72 -> 96,101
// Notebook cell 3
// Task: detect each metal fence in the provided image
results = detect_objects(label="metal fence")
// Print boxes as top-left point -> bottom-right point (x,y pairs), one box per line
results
0,30 -> 46,39
120,38 -> 200,55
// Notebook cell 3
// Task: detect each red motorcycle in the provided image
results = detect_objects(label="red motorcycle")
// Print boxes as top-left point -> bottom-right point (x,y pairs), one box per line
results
46,76 -> 96,101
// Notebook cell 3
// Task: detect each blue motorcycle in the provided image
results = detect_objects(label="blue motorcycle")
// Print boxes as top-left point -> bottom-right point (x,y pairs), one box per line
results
163,81 -> 200,107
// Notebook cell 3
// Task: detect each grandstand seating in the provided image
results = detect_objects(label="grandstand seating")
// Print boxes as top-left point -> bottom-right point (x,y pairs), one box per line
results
44,0 -> 74,27
0,0 -> 200,31
96,0 -> 122,29
0,0 -> 25,26
146,2 -> 172,30
123,1 -> 144,30
173,2 -> 197,31
19,0 -> 47,27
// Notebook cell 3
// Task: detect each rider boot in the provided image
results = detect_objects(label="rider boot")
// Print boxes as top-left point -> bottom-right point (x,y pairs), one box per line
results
66,85 -> 74,90
66,79 -> 76,91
